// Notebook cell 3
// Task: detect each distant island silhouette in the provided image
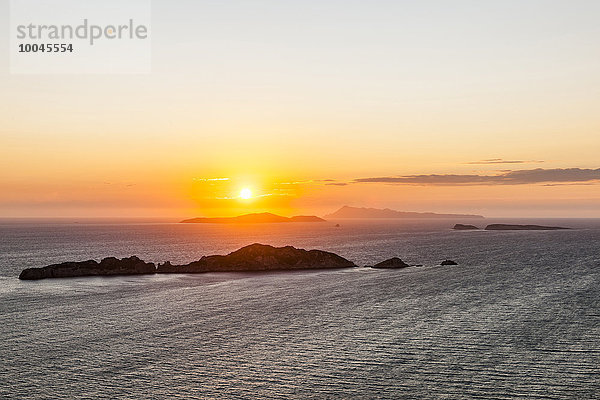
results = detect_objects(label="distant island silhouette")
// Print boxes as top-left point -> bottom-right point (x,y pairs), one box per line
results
453,224 -> 480,230
326,206 -> 484,219
453,223 -> 570,230
180,212 -> 326,224
485,224 -> 569,231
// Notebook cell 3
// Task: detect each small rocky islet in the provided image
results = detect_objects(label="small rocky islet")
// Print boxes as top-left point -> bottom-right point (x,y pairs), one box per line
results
18,243 -> 458,280
369,257 -> 410,269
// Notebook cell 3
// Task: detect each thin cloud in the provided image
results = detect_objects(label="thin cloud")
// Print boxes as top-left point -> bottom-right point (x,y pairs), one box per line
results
317,179 -> 351,186
465,158 -> 544,165
542,182 -> 596,187
214,193 -> 285,200
193,177 -> 230,181
355,168 -> 600,186
275,180 -> 314,185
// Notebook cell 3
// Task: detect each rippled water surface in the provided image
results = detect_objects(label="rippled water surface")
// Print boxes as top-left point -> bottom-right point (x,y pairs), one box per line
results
1,219 -> 599,399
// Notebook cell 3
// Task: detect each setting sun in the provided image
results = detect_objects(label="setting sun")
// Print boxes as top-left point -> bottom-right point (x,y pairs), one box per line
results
240,188 -> 252,200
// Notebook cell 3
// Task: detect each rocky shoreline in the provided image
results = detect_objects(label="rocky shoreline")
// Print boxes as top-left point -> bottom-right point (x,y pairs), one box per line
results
18,243 -> 459,280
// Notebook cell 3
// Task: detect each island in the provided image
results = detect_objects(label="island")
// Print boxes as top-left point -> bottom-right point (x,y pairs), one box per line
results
485,224 -> 570,231
440,259 -> 458,266
368,257 -> 410,269
19,244 -> 358,280
19,244 -> 465,280
181,212 -> 326,224
157,243 -> 356,273
18,256 -> 155,280
453,224 -> 480,230
326,206 -> 484,219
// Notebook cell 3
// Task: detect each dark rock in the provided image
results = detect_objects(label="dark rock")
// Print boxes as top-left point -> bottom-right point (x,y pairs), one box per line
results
453,224 -> 479,230
19,256 -> 155,280
371,257 -> 410,269
440,259 -> 458,266
485,224 -> 569,230
157,243 -> 356,273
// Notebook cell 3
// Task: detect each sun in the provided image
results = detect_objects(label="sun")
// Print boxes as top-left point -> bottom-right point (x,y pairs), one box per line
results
239,187 -> 252,200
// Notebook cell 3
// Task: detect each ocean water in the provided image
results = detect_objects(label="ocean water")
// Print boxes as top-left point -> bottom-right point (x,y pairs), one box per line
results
1,218 -> 599,399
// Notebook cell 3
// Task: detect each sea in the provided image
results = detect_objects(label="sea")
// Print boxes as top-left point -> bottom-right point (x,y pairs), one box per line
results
1,218 -> 599,399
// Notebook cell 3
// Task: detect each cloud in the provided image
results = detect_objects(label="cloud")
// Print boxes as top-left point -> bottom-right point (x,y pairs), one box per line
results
193,177 -> 229,181
275,180 -> 314,185
214,193 -> 277,200
355,168 -> 600,186
542,182 -> 596,187
325,182 -> 349,186
465,158 -> 544,165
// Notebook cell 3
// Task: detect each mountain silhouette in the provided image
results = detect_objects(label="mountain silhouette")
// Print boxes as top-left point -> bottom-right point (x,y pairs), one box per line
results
181,212 -> 326,224
325,206 -> 483,219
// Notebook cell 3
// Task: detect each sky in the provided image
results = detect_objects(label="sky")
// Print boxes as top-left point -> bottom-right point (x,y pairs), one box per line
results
1,0 -> 600,218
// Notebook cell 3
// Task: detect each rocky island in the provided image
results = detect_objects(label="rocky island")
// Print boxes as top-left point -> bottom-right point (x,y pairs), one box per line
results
19,244 -> 357,280
485,224 -> 570,230
157,243 -> 356,273
453,224 -> 480,230
440,259 -> 458,266
18,256 -> 155,280
18,244 -> 463,280
369,257 -> 410,269
181,212 -> 326,224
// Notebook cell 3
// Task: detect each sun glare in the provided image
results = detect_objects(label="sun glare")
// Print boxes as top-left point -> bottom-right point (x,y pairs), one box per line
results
240,188 -> 252,200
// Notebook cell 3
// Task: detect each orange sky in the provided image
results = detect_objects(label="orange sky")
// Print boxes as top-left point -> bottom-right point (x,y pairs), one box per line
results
1,1 -> 600,218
